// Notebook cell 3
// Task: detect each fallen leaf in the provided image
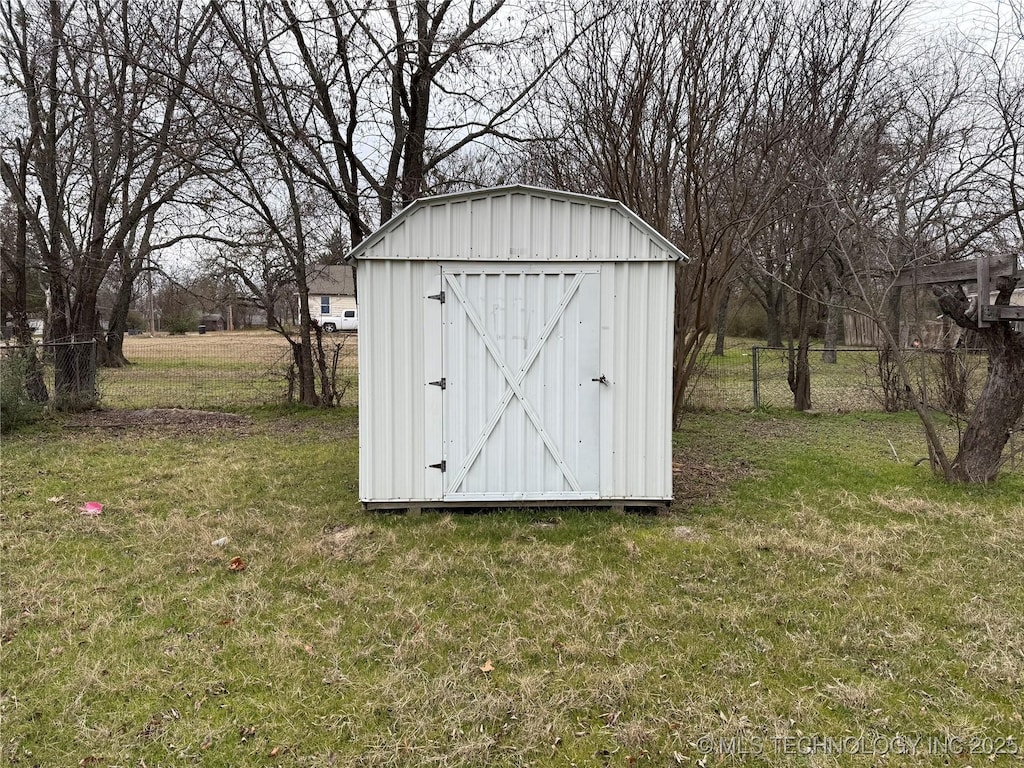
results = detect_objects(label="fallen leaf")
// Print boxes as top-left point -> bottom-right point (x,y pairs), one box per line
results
269,746 -> 281,757
200,736 -> 213,750
479,659 -> 494,673
48,496 -> 65,503
217,618 -> 235,627
303,643 -> 315,655
78,501 -> 103,516
228,556 -> 246,572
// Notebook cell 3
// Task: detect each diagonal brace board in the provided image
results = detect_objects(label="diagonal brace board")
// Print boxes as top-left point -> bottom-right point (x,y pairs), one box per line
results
444,272 -> 587,495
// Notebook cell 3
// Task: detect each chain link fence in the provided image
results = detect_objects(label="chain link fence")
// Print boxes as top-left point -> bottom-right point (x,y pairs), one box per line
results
686,342 -> 990,413
103,332 -> 359,409
1,339 -> 99,413
1,333 -> 991,416
1,331 -> 358,413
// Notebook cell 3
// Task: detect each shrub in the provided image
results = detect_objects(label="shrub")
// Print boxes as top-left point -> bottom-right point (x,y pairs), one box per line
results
165,311 -> 198,335
0,352 -> 43,433
125,310 -> 146,331
727,297 -> 769,339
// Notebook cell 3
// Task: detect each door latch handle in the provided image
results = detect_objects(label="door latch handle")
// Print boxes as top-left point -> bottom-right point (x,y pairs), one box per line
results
592,375 -> 608,385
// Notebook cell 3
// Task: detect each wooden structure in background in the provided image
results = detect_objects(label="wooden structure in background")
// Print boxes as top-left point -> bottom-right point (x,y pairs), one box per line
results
895,255 -> 1023,327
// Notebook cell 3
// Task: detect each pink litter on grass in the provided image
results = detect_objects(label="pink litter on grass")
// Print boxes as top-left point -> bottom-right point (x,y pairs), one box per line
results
78,502 -> 103,516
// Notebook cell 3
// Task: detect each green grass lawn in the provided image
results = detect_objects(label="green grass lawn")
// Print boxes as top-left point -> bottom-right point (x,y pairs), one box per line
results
1,409 -> 1022,766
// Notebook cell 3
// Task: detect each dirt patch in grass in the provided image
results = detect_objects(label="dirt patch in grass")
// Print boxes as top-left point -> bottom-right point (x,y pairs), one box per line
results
62,405 -> 355,444
672,452 -> 753,509
66,408 -> 253,435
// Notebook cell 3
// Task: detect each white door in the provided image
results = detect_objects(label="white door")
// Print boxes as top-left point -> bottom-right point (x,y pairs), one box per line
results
441,268 -> 601,500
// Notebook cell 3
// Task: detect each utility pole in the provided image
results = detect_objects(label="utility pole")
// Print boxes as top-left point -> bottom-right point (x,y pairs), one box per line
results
147,259 -> 156,336
222,251 -> 235,331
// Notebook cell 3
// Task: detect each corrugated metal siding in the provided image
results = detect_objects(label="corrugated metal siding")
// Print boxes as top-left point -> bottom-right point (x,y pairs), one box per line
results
600,261 -> 675,499
358,260 -> 443,503
359,259 -> 675,504
358,188 -> 677,262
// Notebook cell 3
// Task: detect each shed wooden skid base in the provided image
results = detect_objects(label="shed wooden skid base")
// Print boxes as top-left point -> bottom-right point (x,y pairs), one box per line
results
363,499 -> 672,514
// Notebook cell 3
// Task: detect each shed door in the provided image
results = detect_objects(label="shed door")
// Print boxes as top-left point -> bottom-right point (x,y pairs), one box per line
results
441,269 -> 601,500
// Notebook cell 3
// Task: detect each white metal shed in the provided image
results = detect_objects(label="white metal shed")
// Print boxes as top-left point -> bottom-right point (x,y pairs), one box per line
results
347,185 -> 688,509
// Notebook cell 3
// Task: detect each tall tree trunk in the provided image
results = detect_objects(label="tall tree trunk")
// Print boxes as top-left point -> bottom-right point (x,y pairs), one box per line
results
765,283 -> 785,347
4,151 -> 49,403
104,270 -> 136,368
264,295 -> 277,330
52,337 -> 98,410
788,292 -> 812,411
714,286 -> 731,356
7,141 -> 33,346
885,285 -> 903,347
49,267 -> 102,408
934,278 -> 1024,482
822,289 -> 840,363
313,323 -> 335,406
294,273 -> 319,406
950,323 -> 1024,482
105,234 -> 151,366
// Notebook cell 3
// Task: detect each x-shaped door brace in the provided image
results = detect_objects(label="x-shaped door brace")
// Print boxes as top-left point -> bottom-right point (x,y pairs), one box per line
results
444,272 -> 587,494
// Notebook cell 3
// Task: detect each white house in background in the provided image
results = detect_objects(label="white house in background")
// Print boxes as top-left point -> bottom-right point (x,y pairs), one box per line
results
306,264 -> 356,324
347,184 -> 689,511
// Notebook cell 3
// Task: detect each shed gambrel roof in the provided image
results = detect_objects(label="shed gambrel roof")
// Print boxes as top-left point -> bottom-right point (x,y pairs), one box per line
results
346,185 -> 689,263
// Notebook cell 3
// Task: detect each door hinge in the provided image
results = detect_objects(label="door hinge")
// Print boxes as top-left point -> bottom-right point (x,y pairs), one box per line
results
429,460 -> 446,472
429,377 -> 446,390
428,291 -> 445,303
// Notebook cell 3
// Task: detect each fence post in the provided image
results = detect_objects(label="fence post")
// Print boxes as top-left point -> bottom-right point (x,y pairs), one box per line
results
752,346 -> 760,409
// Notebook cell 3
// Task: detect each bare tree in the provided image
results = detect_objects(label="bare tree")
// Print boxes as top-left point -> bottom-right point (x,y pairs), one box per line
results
521,0 -> 811,423
735,0 -> 913,410
197,0 -> 578,405
929,1 -> 1024,481
0,0 -> 216,404
0,153 -> 36,346
821,23 -> 1023,481
214,243 -> 293,331
210,0 -> 573,246
196,124 -> 330,404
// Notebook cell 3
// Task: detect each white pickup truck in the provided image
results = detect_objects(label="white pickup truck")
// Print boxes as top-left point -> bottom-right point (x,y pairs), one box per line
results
317,309 -> 357,332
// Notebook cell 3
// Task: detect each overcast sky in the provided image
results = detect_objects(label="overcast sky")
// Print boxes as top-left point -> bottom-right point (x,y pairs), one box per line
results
909,0 -> 1014,40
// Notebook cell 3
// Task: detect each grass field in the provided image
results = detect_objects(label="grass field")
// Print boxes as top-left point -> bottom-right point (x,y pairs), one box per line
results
98,331 -> 359,410
1,409 -> 1022,766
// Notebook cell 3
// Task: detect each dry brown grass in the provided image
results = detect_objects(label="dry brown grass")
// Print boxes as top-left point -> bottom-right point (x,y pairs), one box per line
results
122,329 -> 358,362
98,330 -> 359,410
